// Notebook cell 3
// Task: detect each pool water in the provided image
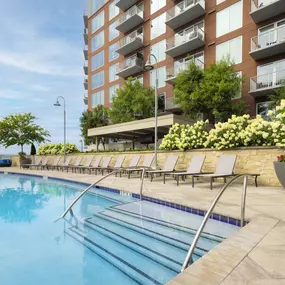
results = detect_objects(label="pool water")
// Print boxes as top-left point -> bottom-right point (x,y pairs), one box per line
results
0,174 -> 238,285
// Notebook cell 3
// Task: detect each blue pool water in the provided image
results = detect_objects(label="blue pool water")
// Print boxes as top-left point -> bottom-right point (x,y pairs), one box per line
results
0,174 -> 239,285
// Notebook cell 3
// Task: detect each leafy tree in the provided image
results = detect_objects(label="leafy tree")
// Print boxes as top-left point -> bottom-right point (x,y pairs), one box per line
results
80,105 -> 109,146
269,80 -> 285,109
174,58 -> 246,124
109,79 -> 155,124
30,143 -> 36,155
0,113 -> 50,153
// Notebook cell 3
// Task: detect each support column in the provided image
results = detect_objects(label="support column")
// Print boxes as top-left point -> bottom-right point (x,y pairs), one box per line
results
95,136 -> 99,151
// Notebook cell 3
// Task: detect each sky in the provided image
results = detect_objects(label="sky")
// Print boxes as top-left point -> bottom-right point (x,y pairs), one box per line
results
0,0 -> 87,155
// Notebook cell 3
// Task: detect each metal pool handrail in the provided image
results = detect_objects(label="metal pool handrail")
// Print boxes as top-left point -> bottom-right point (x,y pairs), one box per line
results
181,174 -> 252,272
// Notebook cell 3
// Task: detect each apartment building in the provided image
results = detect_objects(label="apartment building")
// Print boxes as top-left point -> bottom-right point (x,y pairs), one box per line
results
83,0 -> 285,118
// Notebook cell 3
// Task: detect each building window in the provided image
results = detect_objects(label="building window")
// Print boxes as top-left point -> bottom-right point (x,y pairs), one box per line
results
216,1 -> 242,37
92,71 -> 104,89
109,84 -> 119,102
150,40 -> 166,63
216,36 -> 242,64
151,13 -> 166,40
150,66 -> 166,88
232,71 -> 242,99
131,74 -> 143,85
151,0 -> 166,15
109,20 -> 119,41
92,90 -> 104,107
256,102 -> 272,118
109,0 -> 119,20
158,93 -> 166,112
91,31 -> 104,52
109,42 -> 119,61
92,51 -> 104,71
109,63 -> 119,82
91,11 -> 104,34
90,0 -> 105,16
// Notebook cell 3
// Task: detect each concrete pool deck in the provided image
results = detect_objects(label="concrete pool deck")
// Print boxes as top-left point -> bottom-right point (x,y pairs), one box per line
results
1,167 -> 285,285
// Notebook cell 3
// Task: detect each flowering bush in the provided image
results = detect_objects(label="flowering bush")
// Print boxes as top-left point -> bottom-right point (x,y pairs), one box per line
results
277,153 -> 285,162
38,143 -> 79,155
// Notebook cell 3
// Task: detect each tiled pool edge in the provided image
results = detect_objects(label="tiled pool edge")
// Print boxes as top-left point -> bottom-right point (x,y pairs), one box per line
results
0,171 -> 244,227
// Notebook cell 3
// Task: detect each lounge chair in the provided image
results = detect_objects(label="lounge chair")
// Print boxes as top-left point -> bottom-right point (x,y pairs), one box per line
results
56,156 -> 72,171
90,157 -> 111,175
47,156 -> 62,171
163,155 -> 206,186
126,154 -> 155,178
39,157 -> 50,170
84,156 -> 102,174
61,156 -> 83,172
116,155 -> 141,177
101,155 -> 125,174
71,155 -> 94,173
22,157 -> 42,170
192,155 -> 237,190
146,155 -> 179,182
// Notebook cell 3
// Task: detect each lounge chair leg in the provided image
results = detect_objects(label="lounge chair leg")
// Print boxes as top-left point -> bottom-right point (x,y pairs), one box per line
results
150,174 -> 153,182
163,174 -> 165,184
224,177 -> 226,183
210,177 -> 213,190
192,176 -> 195,188
177,176 -> 179,186
255,175 -> 258,187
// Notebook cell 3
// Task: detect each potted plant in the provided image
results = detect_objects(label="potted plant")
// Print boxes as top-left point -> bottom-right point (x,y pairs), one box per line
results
19,152 -> 31,169
274,153 -> 285,189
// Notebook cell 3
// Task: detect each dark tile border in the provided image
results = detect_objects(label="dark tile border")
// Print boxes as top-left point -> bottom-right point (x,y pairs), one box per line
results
0,172 -> 246,227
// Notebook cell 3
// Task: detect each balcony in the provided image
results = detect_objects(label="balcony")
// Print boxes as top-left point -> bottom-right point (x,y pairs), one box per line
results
83,28 -> 88,45
116,0 -> 139,11
250,25 -> 285,60
116,5 -> 144,33
166,28 -> 205,58
83,45 -> 88,60
250,0 -> 285,23
83,93 -> 88,105
116,29 -> 144,56
83,61 -> 88,75
165,97 -> 181,112
166,0 -> 205,30
249,69 -> 285,97
84,76 -> 88,90
83,11 -> 88,29
116,55 -> 144,78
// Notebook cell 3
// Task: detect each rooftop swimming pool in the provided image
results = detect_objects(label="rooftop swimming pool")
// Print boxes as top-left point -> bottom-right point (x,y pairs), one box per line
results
0,173 -> 239,285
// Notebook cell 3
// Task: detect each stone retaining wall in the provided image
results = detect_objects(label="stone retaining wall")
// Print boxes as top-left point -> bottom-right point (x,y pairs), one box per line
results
11,147 -> 283,187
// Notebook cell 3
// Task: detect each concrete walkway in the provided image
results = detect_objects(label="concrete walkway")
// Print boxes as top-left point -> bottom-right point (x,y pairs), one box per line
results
1,167 -> 285,285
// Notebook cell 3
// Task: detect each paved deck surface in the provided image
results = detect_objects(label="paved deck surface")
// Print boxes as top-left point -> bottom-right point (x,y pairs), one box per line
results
1,167 -> 285,285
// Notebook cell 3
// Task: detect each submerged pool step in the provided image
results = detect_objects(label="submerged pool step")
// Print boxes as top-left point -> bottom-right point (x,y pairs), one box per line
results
96,209 -> 220,253
66,226 -> 177,285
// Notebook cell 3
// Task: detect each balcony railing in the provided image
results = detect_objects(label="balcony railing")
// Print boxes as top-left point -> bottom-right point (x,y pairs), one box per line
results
83,45 -> 88,60
116,5 -> 144,33
84,76 -> 88,90
251,0 -> 274,11
116,54 -> 144,77
165,97 -> 180,111
166,0 -> 205,30
83,11 -> 88,29
83,61 -> 88,75
250,69 -> 285,95
83,28 -> 88,45
116,29 -> 144,55
116,0 -> 139,11
83,93 -> 88,105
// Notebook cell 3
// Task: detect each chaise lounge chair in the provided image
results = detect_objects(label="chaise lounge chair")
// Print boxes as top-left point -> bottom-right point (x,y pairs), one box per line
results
146,155 -> 179,182
39,157 -> 50,170
71,155 -> 94,173
61,156 -> 83,172
163,155 -> 206,186
125,154 -> 155,179
116,155 -> 141,177
101,155 -> 125,174
47,156 -> 61,171
22,157 -> 42,170
192,155 -> 237,190
56,156 -> 72,171
90,157 -> 111,175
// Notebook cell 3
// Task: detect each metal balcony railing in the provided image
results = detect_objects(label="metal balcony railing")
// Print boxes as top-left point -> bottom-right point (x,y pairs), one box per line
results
116,54 -> 144,73
250,69 -> 285,92
117,29 -> 143,50
117,5 -> 143,27
83,93 -> 88,105
251,0 -> 274,11
165,97 -> 180,110
251,25 -> 285,51
166,0 -> 205,22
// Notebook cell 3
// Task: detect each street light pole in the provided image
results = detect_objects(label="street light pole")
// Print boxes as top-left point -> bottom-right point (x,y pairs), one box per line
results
144,53 -> 158,169
54,96 -> 66,163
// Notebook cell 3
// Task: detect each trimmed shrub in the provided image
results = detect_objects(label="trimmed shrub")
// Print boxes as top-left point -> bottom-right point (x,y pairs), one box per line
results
38,143 -> 79,155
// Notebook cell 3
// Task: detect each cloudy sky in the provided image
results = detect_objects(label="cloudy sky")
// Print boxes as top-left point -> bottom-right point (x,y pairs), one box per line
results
0,0 -> 87,154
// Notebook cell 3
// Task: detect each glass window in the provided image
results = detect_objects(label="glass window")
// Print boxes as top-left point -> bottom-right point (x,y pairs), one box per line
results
150,40 -> 166,63
256,102 -> 272,118
216,1 -> 242,37
150,66 -> 166,88
109,20 -> 119,41
131,74 -> 143,85
216,36 -> 242,64
91,31 -> 104,52
92,90 -> 104,107
92,51 -> 104,71
109,84 -> 119,102
151,0 -> 166,14
92,71 -> 104,89
90,0 -> 105,16
91,11 -> 104,34
109,42 -> 119,61
158,93 -> 166,112
109,63 -> 119,82
109,0 -> 119,20
151,13 -> 166,40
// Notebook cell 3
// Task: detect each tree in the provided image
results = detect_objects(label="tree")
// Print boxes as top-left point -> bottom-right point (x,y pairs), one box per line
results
174,58 -> 246,124
30,143 -> 36,155
80,105 -> 109,146
109,79 -> 155,124
269,80 -> 285,109
0,113 -> 50,153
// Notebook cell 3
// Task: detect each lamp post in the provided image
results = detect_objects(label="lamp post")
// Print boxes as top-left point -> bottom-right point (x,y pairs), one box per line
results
54,96 -> 66,162
79,139 -> 84,152
144,53 -> 158,169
